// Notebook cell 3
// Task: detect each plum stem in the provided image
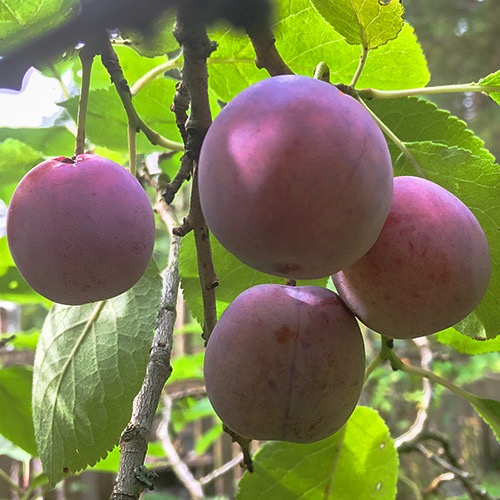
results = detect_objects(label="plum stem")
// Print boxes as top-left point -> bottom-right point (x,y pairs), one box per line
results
99,37 -> 184,152
399,361 -> 479,406
74,43 -> 97,156
359,82 -> 500,100
350,44 -> 369,88
371,335 -> 483,407
128,123 -> 137,177
356,96 -> 426,177
313,62 -> 330,83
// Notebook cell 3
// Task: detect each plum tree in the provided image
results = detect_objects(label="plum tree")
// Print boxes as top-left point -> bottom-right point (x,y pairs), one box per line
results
203,284 -> 366,443
198,75 -> 393,280
6,154 -> 155,305
332,176 -> 491,339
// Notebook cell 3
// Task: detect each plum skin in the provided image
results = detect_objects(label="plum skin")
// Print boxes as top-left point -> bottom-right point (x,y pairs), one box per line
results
333,176 -> 491,339
7,154 -> 155,305
198,75 -> 393,280
203,284 -> 366,443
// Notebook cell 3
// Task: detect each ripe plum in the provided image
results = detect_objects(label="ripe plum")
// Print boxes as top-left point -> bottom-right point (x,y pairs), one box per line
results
7,154 -> 155,305
333,176 -> 491,339
199,75 -> 393,279
203,284 -> 366,443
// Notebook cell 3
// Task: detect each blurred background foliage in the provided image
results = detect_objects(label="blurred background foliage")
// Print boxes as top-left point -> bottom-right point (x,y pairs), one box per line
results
404,0 -> 500,160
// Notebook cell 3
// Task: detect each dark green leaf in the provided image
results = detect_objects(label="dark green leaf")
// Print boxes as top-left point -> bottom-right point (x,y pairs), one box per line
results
119,12 -> 178,57
311,0 -> 404,49
394,143 -> 500,339
32,260 -> 162,485
0,366 -> 38,456
237,406 -> 398,500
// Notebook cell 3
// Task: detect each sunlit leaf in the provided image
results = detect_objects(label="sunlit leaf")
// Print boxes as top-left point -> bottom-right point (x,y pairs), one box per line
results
477,70 -> 500,106
32,260 -> 162,485
0,366 -> 37,456
436,328 -> 500,354
237,407 -> 398,500
311,0 -> 404,49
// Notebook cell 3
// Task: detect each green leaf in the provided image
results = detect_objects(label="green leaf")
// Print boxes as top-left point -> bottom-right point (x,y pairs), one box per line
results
0,138 -> 42,202
469,396 -> 500,442
311,0 -> 404,49
436,329 -> 500,355
0,266 -> 52,305
0,434 -> 31,462
32,260 -> 162,486
208,2 -> 429,103
477,70 -> 500,106
367,97 -> 494,163
394,143 -> 500,339
0,366 -> 38,456
59,79 -> 181,153
0,127 -> 74,157
0,0 -> 78,53
179,232 -> 328,324
168,352 -> 204,382
237,406 -> 398,500
8,329 -> 40,351
194,424 -> 224,456
0,234 -> 15,276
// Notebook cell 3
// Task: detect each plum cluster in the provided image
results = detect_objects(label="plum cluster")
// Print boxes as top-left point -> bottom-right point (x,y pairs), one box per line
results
199,75 -> 491,443
7,154 -> 155,305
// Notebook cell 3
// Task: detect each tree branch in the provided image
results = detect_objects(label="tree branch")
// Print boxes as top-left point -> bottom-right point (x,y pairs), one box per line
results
246,25 -> 293,76
158,395 -> 204,500
111,199 -> 181,499
170,5 -> 219,345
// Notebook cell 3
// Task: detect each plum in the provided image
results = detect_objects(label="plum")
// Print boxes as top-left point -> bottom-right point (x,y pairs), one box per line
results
333,176 -> 491,339
198,75 -> 393,280
7,154 -> 155,305
203,284 -> 365,443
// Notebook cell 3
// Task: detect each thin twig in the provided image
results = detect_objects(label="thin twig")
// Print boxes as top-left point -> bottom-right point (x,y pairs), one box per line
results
111,200 -> 181,499
99,37 -> 184,152
395,337 -> 433,447
199,452 -> 244,486
74,43 -> 97,156
158,395 -> 204,500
